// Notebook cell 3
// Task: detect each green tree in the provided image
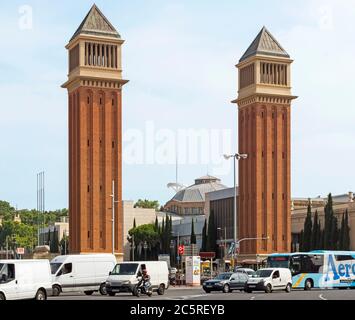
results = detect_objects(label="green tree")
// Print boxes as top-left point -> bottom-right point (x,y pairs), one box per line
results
324,193 -> 335,249
154,216 -> 158,232
330,215 -> 339,250
201,219 -> 207,252
339,213 -> 345,250
190,218 -> 196,245
311,210 -> 319,250
133,218 -> 136,229
303,204 -> 313,251
206,210 -> 217,253
299,230 -> 304,252
344,209 -> 351,250
128,224 -> 160,260
134,199 -> 160,210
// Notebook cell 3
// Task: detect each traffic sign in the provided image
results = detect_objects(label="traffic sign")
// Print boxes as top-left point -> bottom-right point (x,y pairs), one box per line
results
178,245 -> 184,255
16,248 -> 25,255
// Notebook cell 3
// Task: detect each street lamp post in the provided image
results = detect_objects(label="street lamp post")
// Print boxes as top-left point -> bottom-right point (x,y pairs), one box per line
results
217,227 -> 227,270
223,153 -> 248,267
143,241 -> 148,260
110,180 -> 119,256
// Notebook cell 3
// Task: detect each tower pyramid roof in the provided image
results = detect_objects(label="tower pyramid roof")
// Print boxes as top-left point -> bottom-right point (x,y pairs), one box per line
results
70,4 -> 121,41
239,26 -> 289,62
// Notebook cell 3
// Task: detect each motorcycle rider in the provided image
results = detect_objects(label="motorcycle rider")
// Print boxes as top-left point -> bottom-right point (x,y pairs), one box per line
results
136,268 -> 151,290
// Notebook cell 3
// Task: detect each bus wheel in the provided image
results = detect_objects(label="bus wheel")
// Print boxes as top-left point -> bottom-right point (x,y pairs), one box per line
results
304,279 -> 312,291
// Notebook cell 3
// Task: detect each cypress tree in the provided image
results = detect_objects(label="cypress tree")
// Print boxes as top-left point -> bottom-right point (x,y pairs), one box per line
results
339,213 -> 345,250
206,210 -> 217,254
190,218 -> 196,244
344,209 -> 351,250
317,218 -> 322,249
201,219 -> 207,252
133,218 -> 136,229
161,218 -> 165,252
303,204 -> 313,252
311,210 -> 319,250
324,193 -> 334,249
299,230 -> 304,252
330,216 -> 338,250
154,216 -> 158,232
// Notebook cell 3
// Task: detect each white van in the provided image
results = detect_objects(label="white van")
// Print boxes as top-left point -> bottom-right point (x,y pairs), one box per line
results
50,254 -> 116,296
245,268 -> 292,293
0,259 -> 52,300
105,261 -> 169,296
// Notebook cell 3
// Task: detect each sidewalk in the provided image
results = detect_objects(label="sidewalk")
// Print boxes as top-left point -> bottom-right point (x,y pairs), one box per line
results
168,285 -> 202,290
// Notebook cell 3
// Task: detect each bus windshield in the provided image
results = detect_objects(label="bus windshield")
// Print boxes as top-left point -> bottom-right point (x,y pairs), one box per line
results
267,256 -> 290,268
111,263 -> 139,276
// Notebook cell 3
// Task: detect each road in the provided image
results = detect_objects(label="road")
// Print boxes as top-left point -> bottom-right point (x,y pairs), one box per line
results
48,287 -> 355,300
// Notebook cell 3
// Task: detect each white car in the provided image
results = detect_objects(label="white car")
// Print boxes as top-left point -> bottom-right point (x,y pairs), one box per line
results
50,254 -> 116,296
245,268 -> 292,293
0,259 -> 52,300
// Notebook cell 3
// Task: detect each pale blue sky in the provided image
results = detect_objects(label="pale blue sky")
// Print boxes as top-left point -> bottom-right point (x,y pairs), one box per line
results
1,0 -> 355,210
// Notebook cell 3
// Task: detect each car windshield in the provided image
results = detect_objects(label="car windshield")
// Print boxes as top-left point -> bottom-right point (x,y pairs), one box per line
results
215,273 -> 231,280
111,263 -> 139,275
252,270 -> 273,278
247,270 -> 256,276
50,263 -> 62,275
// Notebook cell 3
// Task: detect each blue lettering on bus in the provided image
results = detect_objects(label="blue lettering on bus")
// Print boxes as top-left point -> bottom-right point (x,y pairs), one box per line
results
325,255 -> 355,281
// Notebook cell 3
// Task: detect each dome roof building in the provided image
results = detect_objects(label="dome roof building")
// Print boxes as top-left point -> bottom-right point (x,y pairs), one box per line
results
164,175 -> 226,215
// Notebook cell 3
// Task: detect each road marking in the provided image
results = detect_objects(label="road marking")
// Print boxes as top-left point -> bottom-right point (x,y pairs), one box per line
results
319,294 -> 327,300
171,294 -> 207,300
250,296 -> 255,300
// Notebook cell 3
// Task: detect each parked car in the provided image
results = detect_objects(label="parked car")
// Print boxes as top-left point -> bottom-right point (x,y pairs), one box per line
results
50,254 -> 116,296
203,272 -> 249,293
234,268 -> 256,277
245,268 -> 292,293
105,261 -> 169,296
0,259 -> 52,300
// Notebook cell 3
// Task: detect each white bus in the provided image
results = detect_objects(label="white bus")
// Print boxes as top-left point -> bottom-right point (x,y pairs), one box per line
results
267,250 -> 355,290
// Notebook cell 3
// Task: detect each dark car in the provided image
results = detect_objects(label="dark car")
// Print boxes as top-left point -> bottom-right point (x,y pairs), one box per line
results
203,272 -> 249,293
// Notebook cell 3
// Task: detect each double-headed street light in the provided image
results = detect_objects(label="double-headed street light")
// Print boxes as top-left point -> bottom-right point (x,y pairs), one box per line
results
223,153 -> 248,267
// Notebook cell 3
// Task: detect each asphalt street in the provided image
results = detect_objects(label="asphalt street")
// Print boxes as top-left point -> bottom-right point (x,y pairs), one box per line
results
48,287 -> 355,300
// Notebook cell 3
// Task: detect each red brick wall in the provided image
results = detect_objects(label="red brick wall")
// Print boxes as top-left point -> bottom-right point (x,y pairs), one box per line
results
68,86 -> 123,254
238,102 -> 291,254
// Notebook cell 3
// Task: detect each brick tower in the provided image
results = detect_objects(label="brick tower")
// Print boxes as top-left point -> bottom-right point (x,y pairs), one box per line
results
233,27 -> 297,259
62,5 -> 128,258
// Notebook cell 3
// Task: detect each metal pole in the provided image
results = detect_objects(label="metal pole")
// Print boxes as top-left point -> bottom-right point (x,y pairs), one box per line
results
6,237 -> 8,260
233,156 -> 237,267
37,173 -> 39,246
111,180 -> 115,255
224,227 -> 227,263
132,233 -> 135,261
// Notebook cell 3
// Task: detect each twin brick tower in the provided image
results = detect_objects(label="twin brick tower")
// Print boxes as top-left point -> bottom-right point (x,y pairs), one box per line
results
63,5 -> 295,260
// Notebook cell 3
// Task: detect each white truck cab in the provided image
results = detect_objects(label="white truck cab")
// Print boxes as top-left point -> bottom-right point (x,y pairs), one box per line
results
245,267 -> 292,293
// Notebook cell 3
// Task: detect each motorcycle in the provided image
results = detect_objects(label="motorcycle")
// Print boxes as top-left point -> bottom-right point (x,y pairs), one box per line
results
169,274 -> 177,286
133,276 -> 153,297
